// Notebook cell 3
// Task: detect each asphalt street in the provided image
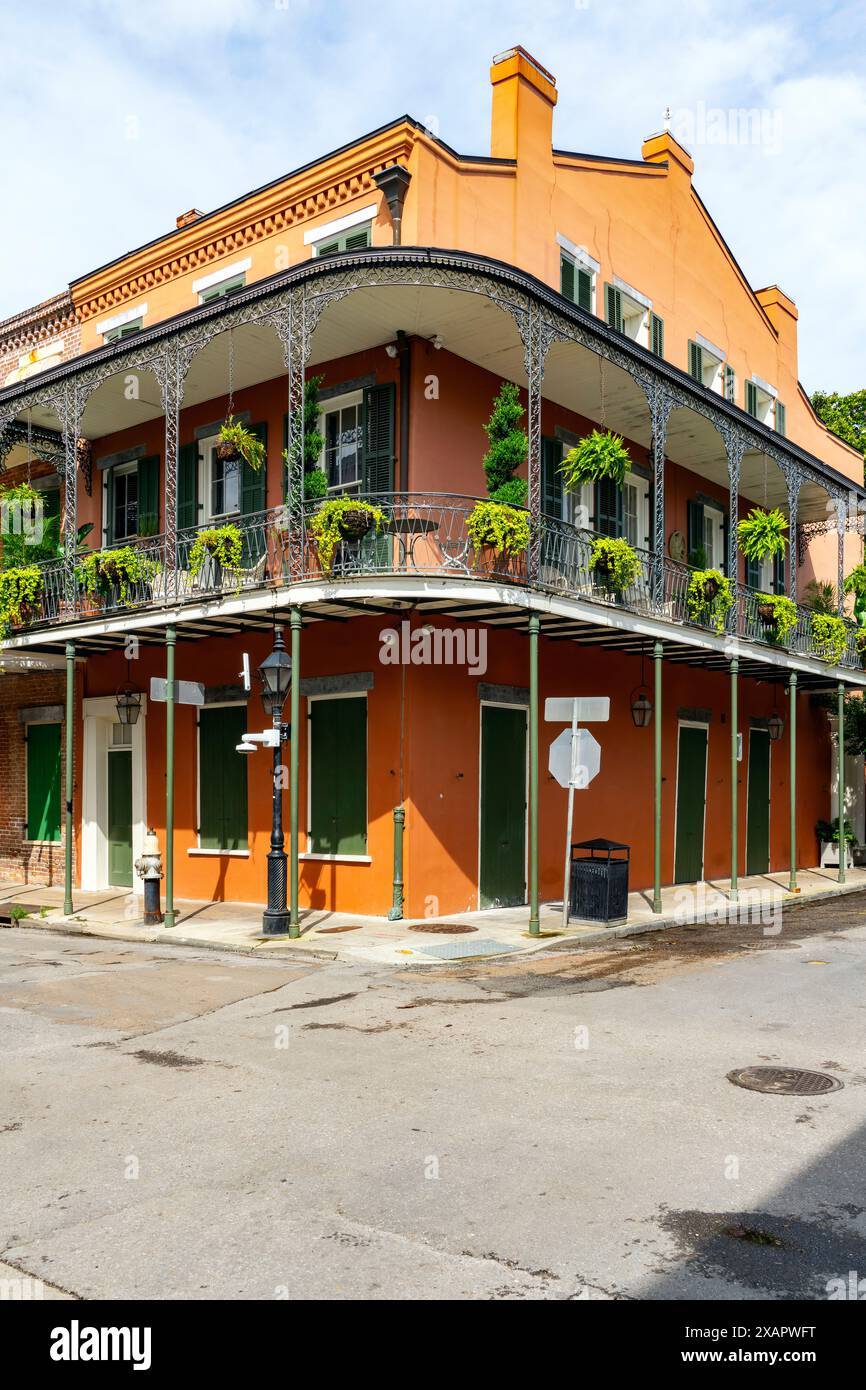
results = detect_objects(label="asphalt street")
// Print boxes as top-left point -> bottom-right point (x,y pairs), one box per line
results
2,895 -> 866,1300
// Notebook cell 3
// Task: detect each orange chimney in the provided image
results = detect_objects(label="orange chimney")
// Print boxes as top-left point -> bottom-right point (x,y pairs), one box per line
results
490,46 -> 557,163
176,208 -> 204,230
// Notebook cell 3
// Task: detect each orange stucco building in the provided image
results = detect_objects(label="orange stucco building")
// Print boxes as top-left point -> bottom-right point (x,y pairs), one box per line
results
0,45 -> 863,927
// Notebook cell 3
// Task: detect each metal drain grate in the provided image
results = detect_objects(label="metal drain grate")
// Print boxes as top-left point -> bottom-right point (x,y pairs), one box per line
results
411,937 -> 522,960
727,1066 -> 843,1096
409,923 -> 478,935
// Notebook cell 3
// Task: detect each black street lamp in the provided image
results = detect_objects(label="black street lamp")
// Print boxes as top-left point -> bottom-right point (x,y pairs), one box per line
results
258,628 -> 292,935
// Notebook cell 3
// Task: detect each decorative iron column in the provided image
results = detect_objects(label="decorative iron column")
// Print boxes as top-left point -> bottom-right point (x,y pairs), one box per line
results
528,613 -> 540,935
58,380 -> 82,614
723,427 -> 746,588
788,671 -> 798,893
289,607 -> 302,937
837,496 -> 846,615
164,626 -> 176,929
388,806 -> 405,921
653,640 -> 664,913
519,303 -> 553,583
647,384 -> 673,609
274,289 -> 308,580
838,682 -> 846,886
730,657 -> 739,902
64,642 -> 75,916
786,470 -> 801,603
158,341 -> 187,603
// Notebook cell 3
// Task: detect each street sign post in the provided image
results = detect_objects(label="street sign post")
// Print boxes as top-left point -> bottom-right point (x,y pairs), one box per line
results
546,696 -> 609,928
149,678 -> 205,707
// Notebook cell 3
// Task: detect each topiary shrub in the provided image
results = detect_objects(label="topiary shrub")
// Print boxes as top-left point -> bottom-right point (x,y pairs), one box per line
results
482,382 -> 528,498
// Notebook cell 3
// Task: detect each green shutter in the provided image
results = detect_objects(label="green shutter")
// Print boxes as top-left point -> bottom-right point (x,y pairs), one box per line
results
594,478 -> 623,537
137,455 -> 159,537
560,254 -> 575,303
577,268 -> 593,312
773,550 -> 785,594
310,697 -> 367,855
241,422 -> 267,517
605,284 -> 623,331
541,437 -> 563,520
26,723 -> 61,842
688,341 -> 703,383
775,400 -> 786,436
198,706 -> 249,850
178,442 -> 199,532
745,556 -> 761,589
724,364 -> 736,402
687,499 -> 705,564
745,381 -> 758,417
104,468 -> 115,546
344,229 -> 370,251
650,313 -> 665,358
362,383 -> 395,495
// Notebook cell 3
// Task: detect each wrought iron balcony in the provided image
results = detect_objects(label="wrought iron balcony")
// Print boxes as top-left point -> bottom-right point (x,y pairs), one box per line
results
8,494 -> 862,670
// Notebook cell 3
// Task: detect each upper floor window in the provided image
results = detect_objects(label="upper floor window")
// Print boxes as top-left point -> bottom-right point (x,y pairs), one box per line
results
313,225 -> 371,259
101,454 -> 158,544
745,378 -> 776,427
605,281 -> 653,349
98,304 -> 147,345
305,204 -> 377,260
688,337 -> 726,394
104,319 -> 143,344
556,235 -> 597,314
775,400 -> 787,436
193,259 -> 251,305
321,392 -> 364,492
198,430 -> 242,520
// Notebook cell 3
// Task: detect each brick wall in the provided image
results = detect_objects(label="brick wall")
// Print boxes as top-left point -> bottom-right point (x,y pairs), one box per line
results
0,670 -> 80,888
0,291 -> 81,388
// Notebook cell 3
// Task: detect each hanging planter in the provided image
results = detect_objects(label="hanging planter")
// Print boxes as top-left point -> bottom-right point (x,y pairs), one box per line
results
810,611 -> 848,664
737,507 -> 788,562
755,592 -> 798,643
216,417 -> 265,470
0,565 -> 43,634
561,429 -> 631,492
339,505 -> 377,541
686,568 -> 734,633
78,547 -> 159,607
588,537 -> 641,594
308,497 -> 387,573
189,524 -> 244,589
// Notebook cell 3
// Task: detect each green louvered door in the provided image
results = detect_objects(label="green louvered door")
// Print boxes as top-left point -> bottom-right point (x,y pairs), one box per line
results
178,441 -> 199,573
241,422 -> 267,569
479,704 -> 527,909
595,478 -> 623,537
746,729 -> 771,874
107,748 -> 133,887
362,383 -> 395,569
137,456 -> 159,537
310,697 -> 367,855
674,724 -> 708,883
198,707 -> 249,851
26,723 -> 61,842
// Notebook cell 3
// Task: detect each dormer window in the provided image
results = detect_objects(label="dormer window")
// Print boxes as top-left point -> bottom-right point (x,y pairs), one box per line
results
556,236 -> 597,313
104,319 -> 143,344
745,377 -> 776,426
688,336 -> 726,394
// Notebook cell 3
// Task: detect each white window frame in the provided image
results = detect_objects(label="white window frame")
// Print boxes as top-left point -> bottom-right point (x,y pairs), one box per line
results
622,470 -> 651,550
320,389 -> 364,494
304,203 -> 378,248
97,303 -> 148,340
614,278 -> 652,349
701,502 -> 725,571
104,460 -> 139,543
303,691 -> 371,863
193,258 -> 252,303
695,334 -> 726,395
556,234 -> 599,314
193,701 -> 250,857
198,430 -> 242,522
748,376 -> 777,426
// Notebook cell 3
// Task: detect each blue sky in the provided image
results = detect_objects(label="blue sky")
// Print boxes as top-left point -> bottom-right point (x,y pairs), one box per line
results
2,0 -> 864,391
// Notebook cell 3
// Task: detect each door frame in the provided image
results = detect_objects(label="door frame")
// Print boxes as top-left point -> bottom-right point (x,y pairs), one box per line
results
745,726 -> 771,875
673,718 -> 709,884
477,699 -> 529,908
82,695 -> 148,895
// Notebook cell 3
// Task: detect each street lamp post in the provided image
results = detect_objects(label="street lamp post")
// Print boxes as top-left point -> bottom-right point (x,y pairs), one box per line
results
258,628 -> 292,936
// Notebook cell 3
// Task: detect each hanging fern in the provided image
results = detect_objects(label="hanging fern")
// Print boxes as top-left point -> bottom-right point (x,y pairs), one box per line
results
561,430 -> 631,492
737,507 -> 788,561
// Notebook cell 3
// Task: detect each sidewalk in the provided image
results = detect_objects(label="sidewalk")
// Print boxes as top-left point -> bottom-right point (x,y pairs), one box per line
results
2,865 -> 864,966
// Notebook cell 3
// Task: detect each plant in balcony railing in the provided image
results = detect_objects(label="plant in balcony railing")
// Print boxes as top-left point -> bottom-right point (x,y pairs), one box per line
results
561,430 -> 631,491
802,579 -> 837,614
844,562 -> 866,628
686,568 -> 734,633
467,500 -> 531,561
737,507 -> 788,562
589,536 -> 640,594
755,592 -> 798,644
217,417 -> 265,470
188,524 -> 244,585
308,496 -> 387,573
482,381 -> 528,502
855,629 -> 866,669
283,374 -> 327,508
78,547 -> 158,605
809,611 -> 848,664
0,564 -> 43,634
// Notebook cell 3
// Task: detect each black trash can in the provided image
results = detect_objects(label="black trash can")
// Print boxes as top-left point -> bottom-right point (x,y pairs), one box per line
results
569,838 -> 630,924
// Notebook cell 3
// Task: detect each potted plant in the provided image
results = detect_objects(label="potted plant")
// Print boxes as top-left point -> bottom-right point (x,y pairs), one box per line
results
482,381 -> 528,503
844,562 -> 866,628
466,499 -> 531,574
810,611 -> 848,664
802,579 -> 837,614
754,592 -> 798,644
589,536 -> 640,595
78,546 -> 159,607
561,429 -> 631,491
816,818 -> 857,871
0,564 -> 43,633
687,568 -> 734,633
189,523 -> 244,589
856,629 -> 866,669
308,496 -> 387,573
737,507 -> 788,563
217,416 -> 266,470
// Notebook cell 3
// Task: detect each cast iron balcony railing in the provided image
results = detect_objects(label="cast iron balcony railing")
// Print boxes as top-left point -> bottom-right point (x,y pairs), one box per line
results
9,494 -> 862,670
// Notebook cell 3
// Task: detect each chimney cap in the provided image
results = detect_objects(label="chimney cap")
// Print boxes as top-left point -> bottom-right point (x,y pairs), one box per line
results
176,208 -> 204,230
492,45 -> 556,88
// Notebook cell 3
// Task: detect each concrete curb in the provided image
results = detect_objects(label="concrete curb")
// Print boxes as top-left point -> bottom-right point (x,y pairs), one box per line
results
9,916 -> 339,964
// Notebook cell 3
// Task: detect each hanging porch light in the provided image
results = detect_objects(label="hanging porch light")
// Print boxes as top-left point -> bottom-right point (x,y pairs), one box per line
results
115,684 -> 142,725
630,647 -> 654,728
767,711 -> 784,742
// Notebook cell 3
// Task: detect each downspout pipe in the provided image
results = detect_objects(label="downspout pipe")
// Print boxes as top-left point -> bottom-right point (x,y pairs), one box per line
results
373,165 -> 412,247
63,642 -> 75,916
396,329 -> 410,493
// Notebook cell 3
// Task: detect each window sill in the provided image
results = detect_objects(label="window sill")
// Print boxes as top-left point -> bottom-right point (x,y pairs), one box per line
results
188,848 -> 250,858
300,852 -> 371,865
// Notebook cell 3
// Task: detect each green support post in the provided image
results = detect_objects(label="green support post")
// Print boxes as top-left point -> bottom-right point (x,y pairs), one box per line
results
730,657 -> 738,902
838,682 -> 846,886
164,626 -> 176,928
788,672 -> 798,893
388,806 -> 405,920
652,640 -> 663,913
289,607 -> 301,937
528,614 -> 540,936
63,642 -> 75,916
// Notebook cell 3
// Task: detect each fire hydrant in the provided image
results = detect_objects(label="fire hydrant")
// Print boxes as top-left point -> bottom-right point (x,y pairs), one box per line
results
135,829 -> 164,925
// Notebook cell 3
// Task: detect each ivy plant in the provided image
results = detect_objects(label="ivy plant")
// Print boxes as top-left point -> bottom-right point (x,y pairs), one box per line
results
737,507 -> 788,562
78,547 -> 158,604
687,568 -> 734,633
561,430 -> 631,491
482,382 -> 528,498
217,417 -> 265,470
466,500 -> 531,559
0,564 -> 42,632
189,524 -> 244,581
856,629 -> 866,667
308,497 -> 386,573
284,374 -> 326,506
589,536 -> 641,593
810,611 -> 848,664
755,592 -> 798,643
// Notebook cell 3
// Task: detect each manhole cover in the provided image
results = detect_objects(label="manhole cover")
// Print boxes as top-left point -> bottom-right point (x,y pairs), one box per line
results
409,923 -> 478,935
316,925 -> 364,934
727,1066 -> 843,1096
